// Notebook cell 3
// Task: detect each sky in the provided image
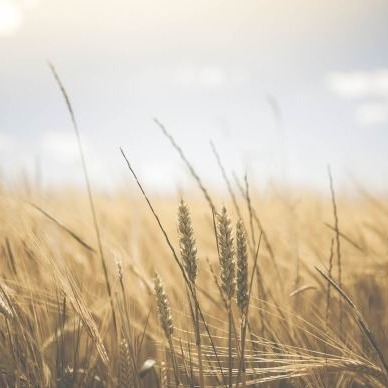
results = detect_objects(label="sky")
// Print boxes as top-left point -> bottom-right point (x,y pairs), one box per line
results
0,0 -> 387,193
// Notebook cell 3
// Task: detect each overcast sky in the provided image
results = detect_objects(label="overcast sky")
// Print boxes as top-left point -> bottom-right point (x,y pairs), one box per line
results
0,0 -> 387,193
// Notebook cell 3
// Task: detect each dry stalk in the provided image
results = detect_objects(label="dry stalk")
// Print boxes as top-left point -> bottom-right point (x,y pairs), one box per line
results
178,201 -> 204,388
154,272 -> 180,385
328,166 -> 342,339
48,63 -> 117,335
236,219 -> 248,387
119,337 -> 135,388
121,148 -> 227,386
210,141 -> 242,218
316,266 -> 388,383
217,207 -> 236,388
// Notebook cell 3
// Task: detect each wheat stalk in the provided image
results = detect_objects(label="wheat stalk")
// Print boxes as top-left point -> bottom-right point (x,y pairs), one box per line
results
119,337 -> 135,388
178,200 -> 205,387
236,219 -> 248,314
236,219 -> 249,387
217,207 -> 236,301
217,206 -> 236,387
154,272 -> 180,385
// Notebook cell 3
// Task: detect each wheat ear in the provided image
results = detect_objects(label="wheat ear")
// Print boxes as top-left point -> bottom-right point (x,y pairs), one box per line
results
217,207 -> 236,301
119,337 -> 135,388
236,219 -> 249,387
217,207 -> 235,387
178,200 -> 205,387
154,273 -> 180,385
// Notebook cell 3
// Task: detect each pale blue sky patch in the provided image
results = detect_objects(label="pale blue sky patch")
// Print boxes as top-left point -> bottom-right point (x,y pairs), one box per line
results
0,0 -> 387,193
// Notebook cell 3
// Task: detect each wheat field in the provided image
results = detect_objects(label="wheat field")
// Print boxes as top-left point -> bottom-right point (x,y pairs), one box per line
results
0,171 -> 387,387
0,66 -> 386,388
1,0 -> 387,386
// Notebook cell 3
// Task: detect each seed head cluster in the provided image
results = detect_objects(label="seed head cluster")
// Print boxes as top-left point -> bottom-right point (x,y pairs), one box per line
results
236,219 -> 249,312
154,272 -> 174,339
217,207 -> 236,300
119,337 -> 134,388
178,200 -> 198,283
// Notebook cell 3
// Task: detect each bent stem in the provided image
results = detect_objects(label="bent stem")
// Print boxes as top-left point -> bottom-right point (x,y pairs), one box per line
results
228,303 -> 233,388
167,335 -> 180,386
193,286 -> 205,388
240,314 -> 247,387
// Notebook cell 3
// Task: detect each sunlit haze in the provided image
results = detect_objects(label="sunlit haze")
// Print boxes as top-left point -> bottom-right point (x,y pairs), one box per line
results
1,0 -> 387,193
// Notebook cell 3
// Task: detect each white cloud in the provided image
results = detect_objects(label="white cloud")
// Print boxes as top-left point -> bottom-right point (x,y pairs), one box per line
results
198,67 -> 227,88
326,69 -> 388,125
0,0 -> 22,36
175,65 -> 248,89
326,69 -> 388,99
355,102 -> 388,125
41,131 -> 80,163
139,161 -> 182,191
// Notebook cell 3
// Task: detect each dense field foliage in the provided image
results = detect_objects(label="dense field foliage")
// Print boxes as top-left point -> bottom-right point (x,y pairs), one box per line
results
0,182 -> 387,387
